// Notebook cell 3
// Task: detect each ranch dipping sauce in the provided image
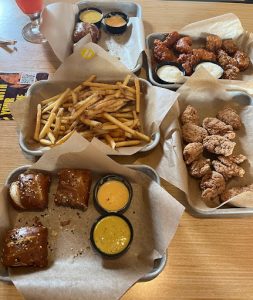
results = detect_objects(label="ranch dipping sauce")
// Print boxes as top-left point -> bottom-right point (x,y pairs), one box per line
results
97,180 -> 129,212
157,65 -> 184,83
93,215 -> 132,255
195,62 -> 224,78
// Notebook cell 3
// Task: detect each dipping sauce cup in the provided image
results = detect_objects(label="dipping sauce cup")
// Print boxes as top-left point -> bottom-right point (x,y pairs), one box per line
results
90,213 -> 133,258
93,174 -> 133,214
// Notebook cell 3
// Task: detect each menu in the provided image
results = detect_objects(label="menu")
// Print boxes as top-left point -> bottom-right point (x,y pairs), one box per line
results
0,72 -> 49,120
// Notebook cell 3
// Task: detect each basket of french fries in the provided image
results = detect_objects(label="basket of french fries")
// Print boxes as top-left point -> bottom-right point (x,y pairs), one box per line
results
17,75 -> 161,156
10,42 -> 178,156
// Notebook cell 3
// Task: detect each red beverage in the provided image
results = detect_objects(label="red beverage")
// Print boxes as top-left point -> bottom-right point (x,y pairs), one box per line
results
16,0 -> 43,14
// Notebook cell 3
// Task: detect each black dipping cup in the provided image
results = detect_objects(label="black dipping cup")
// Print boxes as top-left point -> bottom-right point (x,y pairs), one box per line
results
78,7 -> 103,28
103,11 -> 129,34
155,61 -> 186,84
93,174 -> 133,214
90,213 -> 133,259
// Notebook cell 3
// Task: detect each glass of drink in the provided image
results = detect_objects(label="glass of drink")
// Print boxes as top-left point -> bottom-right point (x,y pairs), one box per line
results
16,0 -> 46,44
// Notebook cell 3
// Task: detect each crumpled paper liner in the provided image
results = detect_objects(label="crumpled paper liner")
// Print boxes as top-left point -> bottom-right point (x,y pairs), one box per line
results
138,67 -> 253,210
9,42 -> 178,156
40,2 -> 145,71
0,133 -> 184,300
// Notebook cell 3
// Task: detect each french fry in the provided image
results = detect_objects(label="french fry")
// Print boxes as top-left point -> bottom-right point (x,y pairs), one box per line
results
103,113 -> 150,142
34,104 -> 41,141
104,134 -> 116,149
115,140 -> 141,148
80,117 -> 102,128
47,131 -> 56,144
123,74 -> 131,86
39,112 -> 56,140
55,130 -> 75,145
134,78 -> 140,113
39,139 -> 52,146
70,93 -> 99,120
41,93 -> 61,105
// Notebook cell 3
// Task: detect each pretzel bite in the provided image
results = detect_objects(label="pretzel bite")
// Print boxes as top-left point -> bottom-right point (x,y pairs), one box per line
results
54,169 -> 92,211
9,172 -> 50,210
175,37 -> 192,53
206,34 -> 222,52
222,39 -> 238,55
234,51 -> 250,71
2,226 -> 48,268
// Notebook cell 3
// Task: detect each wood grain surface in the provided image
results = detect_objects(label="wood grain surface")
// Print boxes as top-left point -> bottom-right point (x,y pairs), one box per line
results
1,0 -> 253,299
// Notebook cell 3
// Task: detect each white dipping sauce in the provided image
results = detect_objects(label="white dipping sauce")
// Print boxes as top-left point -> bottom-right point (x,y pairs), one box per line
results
195,62 -> 223,78
157,65 -> 184,83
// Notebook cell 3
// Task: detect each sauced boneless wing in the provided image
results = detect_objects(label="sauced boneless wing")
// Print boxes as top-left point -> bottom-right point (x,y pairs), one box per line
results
206,34 -> 222,52
9,172 -> 50,210
234,51 -> 250,71
153,40 -> 177,62
163,31 -> 181,47
175,37 -> 192,53
2,226 -> 48,268
222,39 -> 238,55
54,169 -> 92,211
203,135 -> 236,156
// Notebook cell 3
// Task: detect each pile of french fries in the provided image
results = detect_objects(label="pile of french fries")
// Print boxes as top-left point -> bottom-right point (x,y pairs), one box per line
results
33,75 -> 151,149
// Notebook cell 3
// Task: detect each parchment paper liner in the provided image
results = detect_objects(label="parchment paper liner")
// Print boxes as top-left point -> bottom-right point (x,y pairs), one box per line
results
9,42 -> 178,156
0,133 -> 184,300
138,67 -> 253,210
40,2 -> 145,71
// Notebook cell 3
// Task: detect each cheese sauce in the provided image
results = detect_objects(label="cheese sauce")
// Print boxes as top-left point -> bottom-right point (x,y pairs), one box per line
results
79,10 -> 102,24
105,15 -> 126,27
93,215 -> 131,255
97,180 -> 129,212
157,65 -> 184,83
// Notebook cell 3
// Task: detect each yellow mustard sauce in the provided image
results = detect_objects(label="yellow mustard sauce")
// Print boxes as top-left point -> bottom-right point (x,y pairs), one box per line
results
80,10 -> 102,24
93,216 -> 131,255
97,180 -> 129,211
105,15 -> 126,27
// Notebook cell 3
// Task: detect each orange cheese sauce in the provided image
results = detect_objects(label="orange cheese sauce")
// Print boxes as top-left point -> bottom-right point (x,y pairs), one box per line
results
93,215 -> 131,255
97,180 -> 129,212
105,15 -> 126,27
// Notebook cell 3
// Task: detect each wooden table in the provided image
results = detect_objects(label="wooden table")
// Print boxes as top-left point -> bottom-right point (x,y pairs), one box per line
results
1,0 -> 253,299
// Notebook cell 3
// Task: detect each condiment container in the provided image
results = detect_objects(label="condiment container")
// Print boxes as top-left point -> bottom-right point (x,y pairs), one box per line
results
90,213 -> 133,258
93,174 -> 132,214
103,11 -> 129,34
155,61 -> 186,84
194,60 -> 224,79
78,7 -> 103,28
